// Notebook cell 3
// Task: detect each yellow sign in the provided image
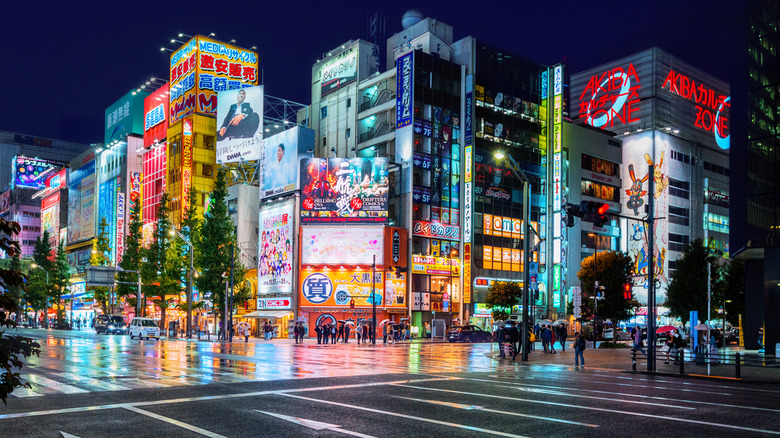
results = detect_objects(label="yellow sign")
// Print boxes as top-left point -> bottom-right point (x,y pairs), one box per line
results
412,255 -> 460,276
299,269 -> 406,308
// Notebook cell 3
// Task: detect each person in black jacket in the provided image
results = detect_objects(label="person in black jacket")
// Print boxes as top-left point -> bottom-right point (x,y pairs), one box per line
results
496,323 -> 506,358
217,89 -> 260,140
504,322 -> 520,360
315,325 -> 322,344
344,324 -> 351,343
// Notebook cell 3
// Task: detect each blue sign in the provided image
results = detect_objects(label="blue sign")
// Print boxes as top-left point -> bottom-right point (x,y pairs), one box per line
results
302,273 -> 332,304
144,104 -> 165,131
396,51 -> 414,128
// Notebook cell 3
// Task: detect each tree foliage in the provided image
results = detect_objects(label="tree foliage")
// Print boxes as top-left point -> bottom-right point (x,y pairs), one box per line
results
664,239 -> 723,324
0,216 -> 41,403
577,250 -> 636,327
89,218 -> 112,315
721,258 -> 744,325
27,231 -> 54,327
52,240 -> 71,325
484,281 -> 522,321
118,201 -> 143,307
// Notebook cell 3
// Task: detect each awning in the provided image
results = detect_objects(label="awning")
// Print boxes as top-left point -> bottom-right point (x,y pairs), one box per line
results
239,310 -> 293,319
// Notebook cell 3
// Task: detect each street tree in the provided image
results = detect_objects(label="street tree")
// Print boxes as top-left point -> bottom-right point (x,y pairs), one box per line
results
27,231 -> 54,327
665,239 -> 722,324
577,250 -> 636,340
721,258 -> 745,325
484,281 -> 522,321
6,254 -> 24,322
52,240 -> 71,325
0,215 -> 41,403
89,218 -> 112,315
118,201 -> 143,308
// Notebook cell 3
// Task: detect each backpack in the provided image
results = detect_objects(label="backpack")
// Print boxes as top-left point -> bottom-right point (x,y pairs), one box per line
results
577,337 -> 587,350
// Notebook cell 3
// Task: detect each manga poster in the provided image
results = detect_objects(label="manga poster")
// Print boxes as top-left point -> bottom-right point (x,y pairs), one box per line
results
258,200 -> 295,295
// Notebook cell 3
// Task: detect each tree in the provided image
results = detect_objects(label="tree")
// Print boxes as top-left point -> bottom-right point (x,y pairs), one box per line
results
195,170 -> 237,325
665,239 -> 722,324
118,202 -> 143,308
28,231 -> 54,327
484,281 -> 522,321
89,218 -> 112,315
577,250 -> 636,340
6,254 -> 24,322
0,215 -> 41,403
52,240 -> 71,326
721,258 -> 745,325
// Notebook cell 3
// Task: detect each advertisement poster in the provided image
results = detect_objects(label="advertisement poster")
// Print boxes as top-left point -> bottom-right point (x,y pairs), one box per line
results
216,85 -> 264,163
0,191 -> 9,215
320,51 -> 358,97
68,159 -> 96,244
98,179 -> 117,261
299,269 -> 383,307
12,156 -> 63,190
105,90 -> 147,145
143,84 -> 169,148
129,172 -> 142,209
41,192 -> 60,248
301,226 -> 384,266
300,158 -> 389,223
412,255 -> 460,276
261,126 -> 315,199
258,200 -> 295,295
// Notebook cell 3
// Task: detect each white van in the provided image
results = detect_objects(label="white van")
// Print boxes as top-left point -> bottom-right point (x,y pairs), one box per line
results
129,317 -> 160,340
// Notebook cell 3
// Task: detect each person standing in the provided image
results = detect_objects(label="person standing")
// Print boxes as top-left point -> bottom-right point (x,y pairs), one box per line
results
496,322 -> 506,358
574,332 -> 587,367
315,324 -> 322,344
323,324 -> 330,344
549,327 -> 557,354
244,325 -> 249,343
331,324 -> 337,344
504,322 -> 519,360
337,324 -> 344,343
293,323 -> 300,344
355,323 -> 363,344
558,325 -> 568,352
344,324 -> 351,343
362,324 -> 369,344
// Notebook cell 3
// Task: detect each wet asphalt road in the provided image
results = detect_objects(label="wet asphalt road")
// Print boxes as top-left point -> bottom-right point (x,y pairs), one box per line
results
1,329 -> 779,437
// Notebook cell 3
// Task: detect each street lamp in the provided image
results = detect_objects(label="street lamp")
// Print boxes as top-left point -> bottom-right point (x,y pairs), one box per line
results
31,263 -> 49,329
170,228 -> 195,338
494,150 -> 532,361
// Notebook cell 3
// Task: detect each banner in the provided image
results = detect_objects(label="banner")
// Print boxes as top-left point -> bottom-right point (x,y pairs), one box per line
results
12,156 -> 62,190
216,85 -> 264,163
258,200 -> 295,294
301,226 -> 384,266
300,158 -> 388,223
68,159 -> 96,244
261,126 -> 314,199
299,269 -> 406,308
412,255 -> 460,276
320,51 -> 358,97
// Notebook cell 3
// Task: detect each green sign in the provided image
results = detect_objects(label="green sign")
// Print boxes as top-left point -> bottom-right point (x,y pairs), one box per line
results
104,90 -> 149,144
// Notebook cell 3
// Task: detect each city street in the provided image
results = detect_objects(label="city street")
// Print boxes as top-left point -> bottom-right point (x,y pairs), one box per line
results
0,329 -> 778,437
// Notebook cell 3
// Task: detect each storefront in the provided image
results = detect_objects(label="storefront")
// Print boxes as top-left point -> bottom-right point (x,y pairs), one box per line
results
239,309 -> 294,338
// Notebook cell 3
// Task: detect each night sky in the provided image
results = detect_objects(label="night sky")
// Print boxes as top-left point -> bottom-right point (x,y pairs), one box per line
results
1,1 -> 748,144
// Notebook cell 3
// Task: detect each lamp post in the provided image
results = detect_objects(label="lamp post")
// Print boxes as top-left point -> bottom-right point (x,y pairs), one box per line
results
494,150 -> 532,361
170,228 -> 194,339
372,255 -> 377,345
31,263 -> 49,329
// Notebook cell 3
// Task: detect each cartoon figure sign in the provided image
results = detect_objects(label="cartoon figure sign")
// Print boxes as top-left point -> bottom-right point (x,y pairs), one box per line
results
625,164 -> 648,216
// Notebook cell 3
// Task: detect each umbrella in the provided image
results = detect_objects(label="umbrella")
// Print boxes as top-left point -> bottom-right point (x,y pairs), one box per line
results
337,320 -> 346,323
538,319 -> 553,326
344,321 -> 355,326
553,319 -> 567,326
378,319 -> 390,327
236,321 -> 250,327
693,323 -> 710,330
656,325 -> 677,334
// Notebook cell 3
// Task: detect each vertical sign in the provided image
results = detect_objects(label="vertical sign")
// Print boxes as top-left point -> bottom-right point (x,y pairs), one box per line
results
396,51 -> 414,128
552,65 -> 565,301
116,192 -> 125,263
463,242 -> 471,304
181,118 -> 193,216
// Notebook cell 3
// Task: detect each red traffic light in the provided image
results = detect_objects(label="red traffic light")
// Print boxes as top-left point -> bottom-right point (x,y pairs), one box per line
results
349,299 -> 355,309
597,203 -> 609,215
623,283 -> 632,300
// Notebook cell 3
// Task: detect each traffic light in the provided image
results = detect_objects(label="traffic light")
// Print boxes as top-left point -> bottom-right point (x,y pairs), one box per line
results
581,201 -> 610,227
349,299 -> 355,309
623,283 -> 632,300
563,203 -> 583,227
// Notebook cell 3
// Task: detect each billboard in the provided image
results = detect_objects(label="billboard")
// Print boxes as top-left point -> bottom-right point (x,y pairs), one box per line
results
12,156 -> 63,190
258,200 -> 295,295
98,178 -> 117,262
301,226 -> 384,266
68,159 -> 96,243
396,51 -> 413,128
300,158 -> 388,224
261,126 -> 315,199
299,269 -> 406,308
320,51 -> 358,97
143,83 -> 169,148
0,191 -> 10,215
169,36 -> 259,125
181,118 -> 193,216
105,90 -> 148,144
41,191 -> 60,248
216,85 -> 264,163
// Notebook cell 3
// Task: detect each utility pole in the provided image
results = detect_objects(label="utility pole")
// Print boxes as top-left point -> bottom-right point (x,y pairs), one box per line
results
229,243 -> 235,342
647,164 -> 656,372
372,255 -> 377,345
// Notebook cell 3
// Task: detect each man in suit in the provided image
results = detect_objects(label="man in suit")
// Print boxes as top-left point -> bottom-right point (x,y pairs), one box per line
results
217,89 -> 259,141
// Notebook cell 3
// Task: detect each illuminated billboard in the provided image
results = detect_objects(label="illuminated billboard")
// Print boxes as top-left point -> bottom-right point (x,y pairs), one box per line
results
299,269 -> 406,308
301,226 -> 384,266
105,90 -> 148,144
12,156 -> 63,190
169,36 -> 259,125
258,200 -> 295,295
261,126 -> 315,199
396,51 -> 413,129
320,51 -> 358,97
300,158 -> 388,224
68,159 -> 96,244
216,85 -> 263,163
143,83 -> 169,148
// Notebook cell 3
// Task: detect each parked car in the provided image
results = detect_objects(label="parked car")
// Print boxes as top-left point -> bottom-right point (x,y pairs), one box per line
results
447,325 -> 493,343
603,328 -> 632,341
94,315 -> 127,335
726,327 -> 740,344
129,317 -> 160,340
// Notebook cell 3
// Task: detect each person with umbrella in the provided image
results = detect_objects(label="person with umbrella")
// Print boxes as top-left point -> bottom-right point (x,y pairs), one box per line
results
344,322 -> 351,343
337,323 -> 344,343
315,324 -> 323,344
558,324 -> 568,352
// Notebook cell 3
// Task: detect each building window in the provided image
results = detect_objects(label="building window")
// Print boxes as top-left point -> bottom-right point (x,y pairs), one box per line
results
669,233 -> 690,252
202,164 -> 213,177
668,178 -> 690,199
668,206 -> 690,226
346,98 -> 351,108
321,106 -> 328,119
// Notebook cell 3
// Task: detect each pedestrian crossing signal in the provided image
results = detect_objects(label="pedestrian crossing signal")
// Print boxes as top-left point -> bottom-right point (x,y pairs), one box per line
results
349,299 -> 355,309
623,283 -> 632,300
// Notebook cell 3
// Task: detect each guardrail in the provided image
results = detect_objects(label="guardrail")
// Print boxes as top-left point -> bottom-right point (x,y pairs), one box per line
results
631,347 -> 776,379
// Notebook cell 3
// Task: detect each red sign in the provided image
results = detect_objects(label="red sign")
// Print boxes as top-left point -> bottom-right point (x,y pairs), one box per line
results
412,220 -> 461,240
143,84 -> 169,148
181,118 -> 193,216
662,69 -> 729,138
578,63 -> 641,129
257,297 -> 292,310
41,191 -> 60,211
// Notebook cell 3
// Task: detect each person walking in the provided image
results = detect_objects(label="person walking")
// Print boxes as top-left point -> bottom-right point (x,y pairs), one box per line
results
337,324 -> 344,343
631,327 -> 646,355
549,327 -> 557,354
293,323 -> 300,344
541,325 -> 552,354
505,322 -> 519,360
558,325 -> 568,352
323,324 -> 330,344
315,324 -> 322,344
344,323 -> 351,343
574,332 -> 586,367
362,324 -> 369,344
244,325 -> 250,343
355,323 -> 363,344
496,322 -> 506,358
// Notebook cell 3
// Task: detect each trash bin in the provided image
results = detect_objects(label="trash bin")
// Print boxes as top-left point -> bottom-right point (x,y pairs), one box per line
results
168,321 -> 179,338
694,345 -> 706,365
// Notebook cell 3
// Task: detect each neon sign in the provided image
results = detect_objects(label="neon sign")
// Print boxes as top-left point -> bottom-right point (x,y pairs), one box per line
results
578,64 -> 641,128
662,69 -> 730,149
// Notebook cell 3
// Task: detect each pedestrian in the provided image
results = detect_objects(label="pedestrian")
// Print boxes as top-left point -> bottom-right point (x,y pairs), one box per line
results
383,322 -> 390,344
496,322 -> 506,358
534,322 -> 541,339
574,332 -> 586,367
331,324 -> 337,344
541,325 -> 552,353
344,323 -> 351,343
558,325 -> 568,352
758,327 -> 764,351
404,323 -> 410,341
315,324 -> 323,344
549,327 -> 557,354
244,325 -> 249,343
505,322 -> 519,360
356,323 -> 363,344
631,327 -> 646,355
323,324 -> 330,344
362,324 -> 369,343
337,324 -> 344,343
708,330 -> 720,364
293,323 -> 300,344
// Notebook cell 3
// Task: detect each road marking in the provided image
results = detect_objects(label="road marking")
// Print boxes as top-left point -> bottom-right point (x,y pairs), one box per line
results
394,396 -> 599,427
255,410 -> 376,437
53,373 -> 132,392
393,384 -> 780,435
21,374 -> 88,395
124,406 -> 226,438
60,433 -> 79,438
496,385 -> 695,410
277,393 -> 529,437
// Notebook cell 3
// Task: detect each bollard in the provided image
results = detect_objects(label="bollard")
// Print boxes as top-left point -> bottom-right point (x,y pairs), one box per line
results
735,352 -> 741,379
679,349 -> 685,376
632,350 -> 637,371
